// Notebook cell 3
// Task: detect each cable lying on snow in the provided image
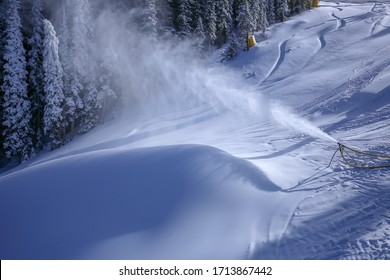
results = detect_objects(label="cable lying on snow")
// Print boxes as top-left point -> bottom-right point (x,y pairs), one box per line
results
327,142 -> 390,169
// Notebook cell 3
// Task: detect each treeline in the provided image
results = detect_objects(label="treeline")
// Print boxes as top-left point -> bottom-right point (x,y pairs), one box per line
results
0,0 -> 313,165
159,0 -> 313,58
0,0 -> 117,164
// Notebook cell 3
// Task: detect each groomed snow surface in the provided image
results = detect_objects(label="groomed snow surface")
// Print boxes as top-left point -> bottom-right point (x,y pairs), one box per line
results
1,1 -> 390,259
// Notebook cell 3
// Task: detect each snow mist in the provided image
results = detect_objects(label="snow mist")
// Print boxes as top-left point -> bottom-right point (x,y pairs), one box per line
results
56,1 -> 332,144
83,5 -> 265,124
270,103 -> 337,143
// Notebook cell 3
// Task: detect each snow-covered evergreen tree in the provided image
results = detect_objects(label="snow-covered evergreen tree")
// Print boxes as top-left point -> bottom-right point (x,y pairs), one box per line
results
97,60 -> 116,124
250,0 -> 268,34
204,0 -> 217,47
236,0 -> 254,50
78,72 -> 99,133
266,0 -> 276,25
142,0 -> 158,40
27,0 -> 44,150
176,0 -> 193,39
223,32 -> 241,61
70,0 -> 93,78
79,58 -> 117,132
194,16 -> 206,51
68,0 -> 97,134
275,0 -> 289,22
164,0 -> 183,35
1,0 -> 33,161
0,1 -> 6,159
57,8 -> 82,139
42,19 -> 65,149
71,0 -> 102,134
215,0 -> 232,48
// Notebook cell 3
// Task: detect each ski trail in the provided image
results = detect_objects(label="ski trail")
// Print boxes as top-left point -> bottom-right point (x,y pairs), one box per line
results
259,174 -> 390,259
369,2 -> 390,36
331,12 -> 346,31
371,2 -> 385,14
369,15 -> 383,36
261,39 -> 289,84
318,35 -> 326,50
298,58 -> 390,116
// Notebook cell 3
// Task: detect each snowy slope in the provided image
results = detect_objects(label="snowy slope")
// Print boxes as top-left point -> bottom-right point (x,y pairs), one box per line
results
1,1 -> 390,259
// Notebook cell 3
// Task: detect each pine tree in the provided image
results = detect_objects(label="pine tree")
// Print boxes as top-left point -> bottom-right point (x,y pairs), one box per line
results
223,32 -> 241,61
1,0 -> 33,161
57,8 -> 82,139
0,0 -> 7,158
42,19 -> 65,149
70,0 -> 92,78
79,59 -> 117,132
276,0 -> 289,22
71,0 -> 101,134
215,0 -> 232,48
194,16 -> 206,51
78,72 -> 99,133
142,0 -> 158,40
204,0 -> 217,47
266,0 -> 276,25
176,0 -> 193,39
27,0 -> 44,150
97,60 -> 116,124
237,0 -> 254,51
68,0 -> 96,134
165,0 -> 180,34
252,0 -> 268,34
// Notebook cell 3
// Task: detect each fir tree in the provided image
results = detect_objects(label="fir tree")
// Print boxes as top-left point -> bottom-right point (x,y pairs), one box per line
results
27,0 -> 44,150
97,60 -> 116,124
42,19 -> 65,149
1,0 -> 33,161
223,32 -> 241,61
237,0 -> 254,50
142,0 -> 158,40
0,0 -> 6,158
252,0 -> 268,34
204,0 -> 217,47
165,0 -> 181,34
79,59 -> 116,132
194,16 -> 206,51
72,0 -> 101,134
78,72 -> 99,133
276,0 -> 289,22
68,0 -> 96,134
260,0 -> 269,33
267,0 -> 276,25
215,0 -> 232,48
70,0 -> 93,78
177,0 -> 193,39
57,8 -> 82,139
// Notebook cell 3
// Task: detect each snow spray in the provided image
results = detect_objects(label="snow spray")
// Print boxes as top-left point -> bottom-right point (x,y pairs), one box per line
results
270,103 -> 337,143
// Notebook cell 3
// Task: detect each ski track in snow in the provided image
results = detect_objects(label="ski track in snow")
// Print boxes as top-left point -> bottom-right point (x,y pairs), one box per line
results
331,11 -> 347,30
369,2 -> 390,36
262,39 -> 289,83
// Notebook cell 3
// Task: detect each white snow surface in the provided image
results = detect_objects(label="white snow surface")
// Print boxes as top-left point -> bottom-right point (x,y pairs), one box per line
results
1,1 -> 390,259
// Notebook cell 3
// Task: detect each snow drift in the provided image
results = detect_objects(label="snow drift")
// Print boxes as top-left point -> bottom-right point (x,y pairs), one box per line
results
0,145 -> 281,259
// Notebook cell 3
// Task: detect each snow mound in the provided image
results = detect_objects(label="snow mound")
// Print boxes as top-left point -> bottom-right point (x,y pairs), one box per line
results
0,144 -> 280,259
